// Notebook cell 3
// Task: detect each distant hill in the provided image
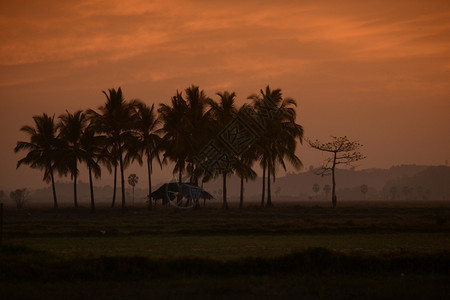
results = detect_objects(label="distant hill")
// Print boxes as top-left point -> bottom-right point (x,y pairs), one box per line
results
203,164 -> 434,198
381,166 -> 450,201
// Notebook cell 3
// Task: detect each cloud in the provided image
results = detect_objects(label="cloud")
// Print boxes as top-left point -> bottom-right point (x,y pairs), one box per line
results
2,0 -> 449,71
1,0 -> 450,190
1,0 -> 449,100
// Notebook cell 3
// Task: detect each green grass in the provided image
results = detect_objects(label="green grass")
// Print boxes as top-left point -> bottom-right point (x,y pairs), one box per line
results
6,233 -> 450,259
1,202 -> 449,299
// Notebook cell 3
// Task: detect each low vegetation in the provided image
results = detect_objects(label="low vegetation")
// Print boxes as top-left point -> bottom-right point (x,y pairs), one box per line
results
1,202 -> 449,298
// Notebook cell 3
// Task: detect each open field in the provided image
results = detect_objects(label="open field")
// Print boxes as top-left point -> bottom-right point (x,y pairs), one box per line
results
1,201 -> 449,299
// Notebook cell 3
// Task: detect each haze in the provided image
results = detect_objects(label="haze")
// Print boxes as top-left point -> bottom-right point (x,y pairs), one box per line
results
1,0 -> 449,190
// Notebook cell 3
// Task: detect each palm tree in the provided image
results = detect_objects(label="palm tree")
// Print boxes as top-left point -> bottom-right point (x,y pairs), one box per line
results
235,151 -> 257,209
128,174 -> 139,207
158,91 -> 190,183
236,103 -> 267,207
360,184 -> 368,200
79,124 -> 106,212
57,110 -> 86,207
184,85 -> 213,184
14,113 -> 63,208
260,155 -> 267,207
131,101 -> 162,209
206,91 -> 238,209
313,183 -> 320,200
88,87 -> 137,209
105,140 -> 119,207
158,86 -> 211,185
249,86 -> 304,207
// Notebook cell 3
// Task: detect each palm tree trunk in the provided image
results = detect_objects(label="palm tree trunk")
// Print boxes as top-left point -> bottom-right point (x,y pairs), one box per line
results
177,167 -> 183,206
239,176 -> 244,209
222,171 -> 228,209
111,164 -> 117,207
88,163 -> 95,212
266,163 -> 273,207
201,182 -> 206,207
50,165 -> 58,209
147,153 -> 152,210
261,164 -> 266,207
118,146 -> 126,209
73,170 -> 78,208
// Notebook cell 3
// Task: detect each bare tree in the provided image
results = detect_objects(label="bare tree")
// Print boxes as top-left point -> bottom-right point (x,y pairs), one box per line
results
10,188 -> 29,209
307,136 -> 366,208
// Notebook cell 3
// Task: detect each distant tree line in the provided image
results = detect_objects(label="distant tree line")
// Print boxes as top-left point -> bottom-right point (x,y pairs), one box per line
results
14,85 -> 305,211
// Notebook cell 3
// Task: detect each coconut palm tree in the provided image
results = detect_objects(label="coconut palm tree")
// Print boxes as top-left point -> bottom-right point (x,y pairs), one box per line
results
184,85 -> 213,183
158,86 -> 211,185
360,184 -> 368,200
158,91 -> 190,183
313,183 -> 320,200
235,152 -> 257,209
87,87 -> 137,209
14,113 -> 63,208
249,86 -> 304,207
206,91 -> 238,209
57,110 -> 86,207
104,139 -> 119,207
79,124 -> 106,212
131,101 -> 162,209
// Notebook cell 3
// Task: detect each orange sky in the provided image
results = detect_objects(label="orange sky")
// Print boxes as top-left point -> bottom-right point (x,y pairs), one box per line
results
1,0 -> 449,190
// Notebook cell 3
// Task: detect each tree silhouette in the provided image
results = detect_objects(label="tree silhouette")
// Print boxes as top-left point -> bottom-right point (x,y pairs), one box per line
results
235,151 -> 257,209
360,184 -> 368,200
57,110 -> 86,207
10,188 -> 28,209
206,90 -> 238,209
159,85 -> 212,210
15,113 -> 63,208
131,101 -> 162,210
158,91 -> 190,183
79,123 -> 106,212
308,136 -> 366,208
184,85 -> 212,186
312,183 -> 320,200
249,86 -> 303,207
88,87 -> 137,209
390,186 -> 398,200
128,174 -> 139,207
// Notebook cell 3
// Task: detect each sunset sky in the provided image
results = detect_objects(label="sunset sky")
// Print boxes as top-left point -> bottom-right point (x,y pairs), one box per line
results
1,0 -> 449,191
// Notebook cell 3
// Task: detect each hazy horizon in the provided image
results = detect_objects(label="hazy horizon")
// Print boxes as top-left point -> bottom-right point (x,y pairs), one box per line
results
1,0 -> 449,191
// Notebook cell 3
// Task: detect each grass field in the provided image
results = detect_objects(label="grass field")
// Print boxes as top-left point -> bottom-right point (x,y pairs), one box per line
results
1,201 -> 449,299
